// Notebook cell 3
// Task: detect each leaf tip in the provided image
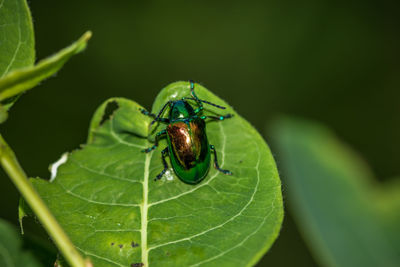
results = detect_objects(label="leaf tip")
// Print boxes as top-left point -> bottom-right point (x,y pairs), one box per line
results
18,198 -> 28,235
82,31 -> 93,41
75,31 -> 93,53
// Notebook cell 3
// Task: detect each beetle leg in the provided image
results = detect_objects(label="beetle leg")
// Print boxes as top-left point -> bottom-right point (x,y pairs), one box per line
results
184,97 -> 228,110
142,130 -> 166,153
198,99 -> 227,109
155,147 -> 169,181
139,108 -> 170,123
200,114 -> 233,121
210,144 -> 232,175
150,101 -> 174,126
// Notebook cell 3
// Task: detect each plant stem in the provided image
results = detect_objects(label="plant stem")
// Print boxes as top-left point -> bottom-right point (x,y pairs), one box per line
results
0,135 -> 90,267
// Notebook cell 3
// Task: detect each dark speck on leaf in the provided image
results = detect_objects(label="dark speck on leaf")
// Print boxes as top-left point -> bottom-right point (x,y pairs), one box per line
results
119,244 -> 123,248
111,242 -> 114,246
131,241 -> 139,248
131,263 -> 144,267
239,160 -> 243,163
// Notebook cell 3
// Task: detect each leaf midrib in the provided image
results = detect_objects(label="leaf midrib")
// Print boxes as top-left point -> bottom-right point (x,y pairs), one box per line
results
141,146 -> 151,267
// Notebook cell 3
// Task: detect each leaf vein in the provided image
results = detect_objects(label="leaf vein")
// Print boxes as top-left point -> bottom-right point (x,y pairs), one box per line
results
76,246 -> 124,267
110,118 -> 146,149
58,182 -> 140,207
94,229 -> 140,233
70,158 -> 142,184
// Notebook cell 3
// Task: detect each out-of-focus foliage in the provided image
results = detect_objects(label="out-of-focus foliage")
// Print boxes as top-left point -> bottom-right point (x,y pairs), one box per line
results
0,31 -> 92,106
0,218 -> 40,267
0,0 -> 91,119
271,118 -> 400,267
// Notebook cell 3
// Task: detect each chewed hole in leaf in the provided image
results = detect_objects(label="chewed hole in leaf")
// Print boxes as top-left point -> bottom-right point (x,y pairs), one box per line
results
100,100 -> 119,125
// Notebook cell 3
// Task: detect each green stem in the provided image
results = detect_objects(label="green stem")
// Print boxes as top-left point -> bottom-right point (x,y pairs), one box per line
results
0,135 -> 90,267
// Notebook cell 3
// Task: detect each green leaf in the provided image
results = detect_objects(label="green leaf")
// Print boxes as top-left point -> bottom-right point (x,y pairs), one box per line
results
19,197 -> 33,234
0,218 -> 41,267
0,31 -> 92,103
0,0 -> 35,77
30,81 -> 283,267
271,118 -> 400,267
0,104 -> 8,123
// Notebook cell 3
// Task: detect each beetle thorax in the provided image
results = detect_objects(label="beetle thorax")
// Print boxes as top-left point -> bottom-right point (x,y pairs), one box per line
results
169,100 -> 196,120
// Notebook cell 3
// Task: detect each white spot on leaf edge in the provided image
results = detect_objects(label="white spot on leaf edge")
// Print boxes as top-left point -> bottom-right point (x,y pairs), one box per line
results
49,153 -> 68,182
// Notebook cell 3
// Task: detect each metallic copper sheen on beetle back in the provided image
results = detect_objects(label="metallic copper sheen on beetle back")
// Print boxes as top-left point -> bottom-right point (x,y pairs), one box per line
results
167,118 -> 211,182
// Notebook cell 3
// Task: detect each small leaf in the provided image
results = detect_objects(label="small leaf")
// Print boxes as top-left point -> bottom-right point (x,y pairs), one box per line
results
0,218 -> 41,267
18,197 -> 33,234
0,104 -> 8,123
0,0 -> 35,77
271,118 -> 400,267
30,82 -> 283,266
0,31 -> 92,103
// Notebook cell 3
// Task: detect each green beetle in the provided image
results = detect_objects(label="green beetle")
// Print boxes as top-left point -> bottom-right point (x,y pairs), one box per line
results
140,81 -> 233,184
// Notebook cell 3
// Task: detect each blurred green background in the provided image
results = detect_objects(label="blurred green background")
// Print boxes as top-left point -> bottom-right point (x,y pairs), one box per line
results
1,0 -> 399,266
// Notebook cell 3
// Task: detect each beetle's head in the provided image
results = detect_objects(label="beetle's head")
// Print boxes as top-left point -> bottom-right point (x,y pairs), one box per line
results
169,100 -> 195,120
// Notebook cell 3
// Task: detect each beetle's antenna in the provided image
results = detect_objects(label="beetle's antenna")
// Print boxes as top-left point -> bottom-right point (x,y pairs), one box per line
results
199,99 -> 226,109
150,101 -> 171,126
184,97 -> 227,110
188,80 -> 226,110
